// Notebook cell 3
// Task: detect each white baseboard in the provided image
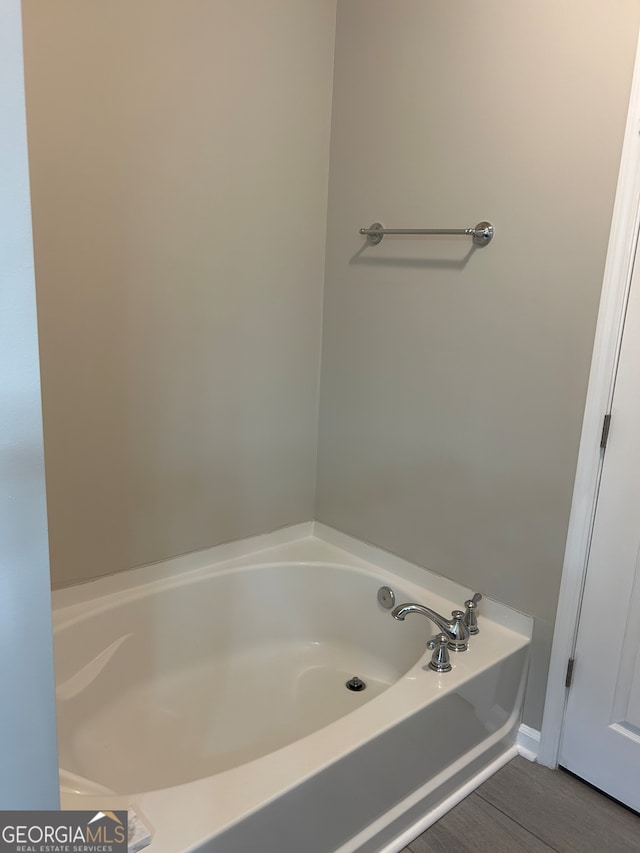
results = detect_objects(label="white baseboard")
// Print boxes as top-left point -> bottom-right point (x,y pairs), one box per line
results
517,724 -> 541,762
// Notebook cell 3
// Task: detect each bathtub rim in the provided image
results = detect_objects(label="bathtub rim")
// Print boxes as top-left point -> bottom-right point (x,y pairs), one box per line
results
52,521 -> 532,638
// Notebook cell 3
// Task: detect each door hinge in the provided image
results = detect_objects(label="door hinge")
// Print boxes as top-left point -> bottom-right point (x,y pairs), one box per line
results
565,656 -> 575,688
600,413 -> 612,450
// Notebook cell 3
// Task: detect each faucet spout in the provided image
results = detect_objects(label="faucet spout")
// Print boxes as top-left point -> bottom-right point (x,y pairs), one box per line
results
391,602 -> 470,651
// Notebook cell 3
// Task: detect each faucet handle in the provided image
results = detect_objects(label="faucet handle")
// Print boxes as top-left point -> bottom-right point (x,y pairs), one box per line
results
427,633 -> 452,672
464,593 -> 483,635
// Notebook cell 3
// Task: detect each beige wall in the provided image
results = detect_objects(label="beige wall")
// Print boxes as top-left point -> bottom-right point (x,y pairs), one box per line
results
316,0 -> 640,728
22,0 -> 336,586
23,0 -> 640,729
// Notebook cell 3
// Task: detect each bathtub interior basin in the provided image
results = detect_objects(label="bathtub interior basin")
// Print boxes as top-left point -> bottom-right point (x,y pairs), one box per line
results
55,561 -> 427,795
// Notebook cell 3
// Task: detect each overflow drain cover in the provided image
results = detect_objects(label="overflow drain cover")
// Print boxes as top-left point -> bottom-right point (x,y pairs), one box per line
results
346,676 -> 366,692
377,586 -> 395,609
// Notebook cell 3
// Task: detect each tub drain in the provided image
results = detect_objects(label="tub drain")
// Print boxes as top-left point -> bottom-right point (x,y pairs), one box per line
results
346,676 -> 366,692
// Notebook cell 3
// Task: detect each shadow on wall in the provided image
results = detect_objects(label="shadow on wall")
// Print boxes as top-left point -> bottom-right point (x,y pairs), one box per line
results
350,238 -> 478,270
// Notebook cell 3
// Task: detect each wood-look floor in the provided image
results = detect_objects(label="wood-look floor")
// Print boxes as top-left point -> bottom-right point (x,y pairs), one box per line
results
400,757 -> 639,853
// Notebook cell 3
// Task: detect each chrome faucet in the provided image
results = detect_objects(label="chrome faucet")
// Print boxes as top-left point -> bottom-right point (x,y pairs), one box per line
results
391,602 -> 470,651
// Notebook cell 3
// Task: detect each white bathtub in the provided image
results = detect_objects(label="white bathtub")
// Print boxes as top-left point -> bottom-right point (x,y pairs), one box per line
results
52,523 -> 532,853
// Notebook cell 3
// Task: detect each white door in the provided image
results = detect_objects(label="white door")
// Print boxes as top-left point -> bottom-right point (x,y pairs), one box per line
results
558,235 -> 640,811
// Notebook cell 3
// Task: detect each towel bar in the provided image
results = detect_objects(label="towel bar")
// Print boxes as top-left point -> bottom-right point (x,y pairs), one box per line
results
359,221 -> 494,247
